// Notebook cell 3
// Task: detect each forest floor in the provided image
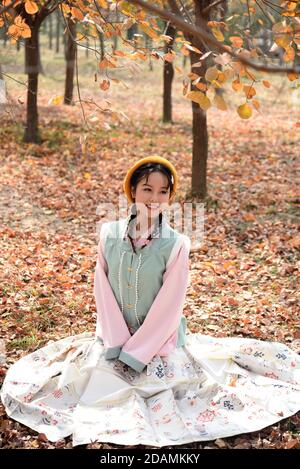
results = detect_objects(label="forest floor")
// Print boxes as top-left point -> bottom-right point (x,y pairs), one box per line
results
0,48 -> 300,449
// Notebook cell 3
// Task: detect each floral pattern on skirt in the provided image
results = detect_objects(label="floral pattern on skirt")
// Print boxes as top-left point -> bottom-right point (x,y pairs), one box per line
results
1,331 -> 300,447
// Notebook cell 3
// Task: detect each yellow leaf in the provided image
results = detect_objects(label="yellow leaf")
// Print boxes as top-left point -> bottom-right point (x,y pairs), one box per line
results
211,27 -> 224,42
186,91 -> 204,105
283,46 -> 295,62
243,213 -> 256,221
217,72 -> 226,84
25,1 -> 38,15
237,103 -> 252,119
213,95 -> 227,111
140,23 -> 159,40
61,4 -> 71,15
232,78 -> 243,92
50,95 -> 63,105
113,50 -> 125,57
287,72 -> 299,81
99,58 -> 116,69
198,94 -> 211,111
189,72 -> 200,80
195,82 -> 207,91
76,32 -> 85,41
205,66 -> 219,82
224,68 -> 235,80
274,34 -> 292,49
71,7 -> 84,21
186,91 -> 211,110
286,2 -> 297,11
229,36 -> 243,48
97,0 -> 108,7
100,79 -> 110,90
184,43 -> 202,54
262,80 -> 271,88
84,172 -> 91,179
164,51 -> 175,62
175,66 -> 183,74
243,85 -> 256,99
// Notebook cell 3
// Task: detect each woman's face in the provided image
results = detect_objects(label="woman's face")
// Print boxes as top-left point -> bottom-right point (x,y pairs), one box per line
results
131,171 -> 171,222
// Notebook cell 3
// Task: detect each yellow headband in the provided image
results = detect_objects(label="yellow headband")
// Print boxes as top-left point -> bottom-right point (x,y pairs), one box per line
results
123,156 -> 178,204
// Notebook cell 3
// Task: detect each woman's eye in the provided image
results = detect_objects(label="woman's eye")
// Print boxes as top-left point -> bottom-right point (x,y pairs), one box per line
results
143,189 -> 167,193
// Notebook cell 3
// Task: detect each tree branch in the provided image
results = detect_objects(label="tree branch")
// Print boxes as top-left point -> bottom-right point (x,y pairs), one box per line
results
202,0 -> 227,15
128,0 -> 300,74
0,0 -> 18,16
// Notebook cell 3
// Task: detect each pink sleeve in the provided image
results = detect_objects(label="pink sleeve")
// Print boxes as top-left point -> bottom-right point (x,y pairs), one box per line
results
93,224 -> 131,359
118,236 -> 190,372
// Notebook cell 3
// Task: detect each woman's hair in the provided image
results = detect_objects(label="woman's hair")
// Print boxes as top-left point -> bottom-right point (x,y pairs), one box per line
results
127,163 -> 173,253
130,162 -> 174,198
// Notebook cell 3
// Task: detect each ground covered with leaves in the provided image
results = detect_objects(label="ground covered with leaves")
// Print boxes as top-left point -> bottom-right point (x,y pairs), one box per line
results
0,64 -> 299,449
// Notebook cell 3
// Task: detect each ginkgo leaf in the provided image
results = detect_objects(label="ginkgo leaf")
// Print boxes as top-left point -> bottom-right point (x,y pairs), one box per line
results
232,79 -> 243,92
100,79 -> 110,91
198,94 -> 211,111
25,1 -> 38,15
186,91 -> 211,110
283,46 -> 295,62
213,95 -> 227,111
205,66 -> 219,82
229,36 -> 243,48
195,82 -> 207,91
243,85 -> 256,99
184,43 -> 202,54
164,51 -> 175,62
243,213 -> 256,221
252,99 -> 260,110
71,7 -> 84,21
50,96 -> 63,105
211,27 -> 224,42
186,91 -> 204,105
140,24 -> 159,40
113,50 -> 126,57
99,58 -> 116,69
262,80 -> 271,88
287,72 -> 299,81
237,103 -> 252,119
98,0 -> 108,7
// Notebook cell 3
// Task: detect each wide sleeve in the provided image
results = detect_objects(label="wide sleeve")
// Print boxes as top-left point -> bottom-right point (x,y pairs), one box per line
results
118,235 -> 191,372
93,223 -> 131,359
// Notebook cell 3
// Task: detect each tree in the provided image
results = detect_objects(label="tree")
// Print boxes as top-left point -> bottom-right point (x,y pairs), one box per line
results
1,0 -> 299,195
3,1 -> 63,142
127,0 -> 300,199
64,15 -> 76,105
163,21 -> 176,123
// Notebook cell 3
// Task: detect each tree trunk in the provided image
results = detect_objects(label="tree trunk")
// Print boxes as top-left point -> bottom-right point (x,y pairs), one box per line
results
24,23 -> 41,143
163,22 -> 176,123
188,0 -> 211,199
48,14 -> 53,49
64,18 -> 76,105
55,10 -> 60,53
215,2 -> 227,97
99,32 -> 105,61
127,23 -> 137,40
0,64 -> 6,104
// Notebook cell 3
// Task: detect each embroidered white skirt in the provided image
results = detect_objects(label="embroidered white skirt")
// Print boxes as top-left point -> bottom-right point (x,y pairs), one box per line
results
1,331 -> 300,447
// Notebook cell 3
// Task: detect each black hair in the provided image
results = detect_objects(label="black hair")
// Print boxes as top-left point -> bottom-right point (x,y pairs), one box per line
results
129,162 -> 174,197
126,163 -> 173,253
